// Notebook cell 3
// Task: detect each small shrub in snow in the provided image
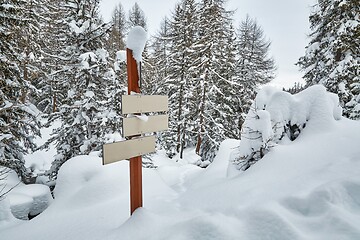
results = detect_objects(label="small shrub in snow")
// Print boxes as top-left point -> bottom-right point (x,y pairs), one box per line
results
233,85 -> 342,171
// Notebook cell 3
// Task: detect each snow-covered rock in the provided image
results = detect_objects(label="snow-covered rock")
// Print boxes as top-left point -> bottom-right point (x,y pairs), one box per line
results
1,168 -> 53,220
11,184 -> 53,217
8,193 -> 33,220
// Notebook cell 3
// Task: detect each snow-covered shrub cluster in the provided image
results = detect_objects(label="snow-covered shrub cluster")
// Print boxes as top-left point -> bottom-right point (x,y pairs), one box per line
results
0,168 -> 52,220
233,85 -> 342,170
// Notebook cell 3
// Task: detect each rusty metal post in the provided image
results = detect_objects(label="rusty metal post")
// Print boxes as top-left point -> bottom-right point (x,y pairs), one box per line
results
126,48 -> 142,215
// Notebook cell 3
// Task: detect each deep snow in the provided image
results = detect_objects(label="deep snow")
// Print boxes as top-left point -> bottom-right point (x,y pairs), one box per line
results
1,116 -> 360,239
1,86 -> 360,239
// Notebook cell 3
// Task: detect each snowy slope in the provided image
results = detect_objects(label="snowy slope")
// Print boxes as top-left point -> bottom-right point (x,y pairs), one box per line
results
1,116 -> 360,239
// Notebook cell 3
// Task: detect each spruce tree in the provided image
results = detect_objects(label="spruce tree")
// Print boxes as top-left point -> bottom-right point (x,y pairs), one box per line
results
36,0 -> 71,114
128,2 -> 147,31
194,0 -> 241,163
45,0 -> 120,179
159,0 -> 199,159
297,0 -> 360,119
0,0 -> 40,182
106,3 -> 127,99
151,17 -> 171,91
235,15 -> 276,116
107,3 -> 127,57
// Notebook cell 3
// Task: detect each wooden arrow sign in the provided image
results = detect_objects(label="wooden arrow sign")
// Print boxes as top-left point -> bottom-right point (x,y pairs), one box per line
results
122,115 -> 168,137
102,135 -> 156,165
121,95 -> 168,114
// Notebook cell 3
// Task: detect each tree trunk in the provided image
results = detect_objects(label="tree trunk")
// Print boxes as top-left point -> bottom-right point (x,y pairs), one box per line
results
176,83 -> 184,153
52,94 -> 57,113
196,76 -> 207,155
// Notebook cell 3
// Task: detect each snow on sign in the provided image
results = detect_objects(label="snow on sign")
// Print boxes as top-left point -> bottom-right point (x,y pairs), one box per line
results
122,115 -> 168,137
102,136 -> 156,165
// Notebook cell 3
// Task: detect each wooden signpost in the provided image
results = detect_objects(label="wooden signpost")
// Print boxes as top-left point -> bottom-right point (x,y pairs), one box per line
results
121,95 -> 168,114
103,136 -> 156,165
102,47 -> 168,215
122,115 -> 168,137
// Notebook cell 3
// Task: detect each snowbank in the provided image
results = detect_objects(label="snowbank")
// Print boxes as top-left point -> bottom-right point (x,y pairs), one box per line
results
0,197 -> 20,229
2,95 -> 360,239
232,85 -> 343,171
178,118 -> 360,239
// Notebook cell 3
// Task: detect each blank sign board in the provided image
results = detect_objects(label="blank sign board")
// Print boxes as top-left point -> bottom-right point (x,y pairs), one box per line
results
122,95 -> 168,114
102,136 -> 156,165
123,115 -> 168,137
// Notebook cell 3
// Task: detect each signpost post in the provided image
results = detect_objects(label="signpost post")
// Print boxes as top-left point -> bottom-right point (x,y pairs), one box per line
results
102,46 -> 168,215
127,48 -> 143,214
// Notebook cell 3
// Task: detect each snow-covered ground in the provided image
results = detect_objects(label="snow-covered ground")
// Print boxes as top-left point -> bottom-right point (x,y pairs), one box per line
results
1,85 -> 360,239
1,115 -> 360,239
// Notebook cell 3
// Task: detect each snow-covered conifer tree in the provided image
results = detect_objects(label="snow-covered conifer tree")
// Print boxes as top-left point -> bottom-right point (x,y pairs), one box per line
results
127,2 -> 147,31
193,0 -> 241,163
158,0 -> 199,159
107,3 -> 127,57
235,15 -> 276,116
35,0 -> 71,113
151,17 -> 171,91
45,0 -> 120,179
0,0 -> 41,182
297,0 -> 360,119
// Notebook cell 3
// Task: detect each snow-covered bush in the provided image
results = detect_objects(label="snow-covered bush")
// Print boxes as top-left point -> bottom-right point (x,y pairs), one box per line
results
233,85 -> 342,170
0,168 -> 53,220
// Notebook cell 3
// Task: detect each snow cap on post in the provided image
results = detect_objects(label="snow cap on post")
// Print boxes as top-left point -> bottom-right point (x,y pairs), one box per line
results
126,26 -> 148,63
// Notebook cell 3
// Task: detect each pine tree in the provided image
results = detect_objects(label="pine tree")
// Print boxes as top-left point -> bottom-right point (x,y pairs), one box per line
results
151,17 -> 171,92
128,2 -> 147,31
107,3 -> 127,57
297,0 -> 360,119
36,0 -> 70,114
45,0 -> 120,179
193,0 -> 242,163
283,82 -> 305,94
158,0 -> 199,159
235,15 -> 276,116
18,0 -> 48,105
0,0 -> 40,182
106,2 -> 127,100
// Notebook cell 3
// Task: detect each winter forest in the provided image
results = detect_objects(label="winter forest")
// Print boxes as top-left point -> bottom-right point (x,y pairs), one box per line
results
1,0 -> 360,239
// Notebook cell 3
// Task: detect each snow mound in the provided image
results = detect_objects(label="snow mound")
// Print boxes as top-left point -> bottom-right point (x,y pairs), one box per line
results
256,84 -> 342,133
188,139 -> 240,189
11,184 -> 53,216
0,197 -> 20,230
1,168 -> 53,220
179,118 -> 360,239
233,85 -> 343,171
8,193 -> 33,220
